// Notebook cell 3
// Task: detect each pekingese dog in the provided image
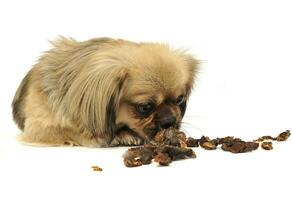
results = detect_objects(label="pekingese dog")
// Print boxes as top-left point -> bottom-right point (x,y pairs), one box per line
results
12,37 -> 198,147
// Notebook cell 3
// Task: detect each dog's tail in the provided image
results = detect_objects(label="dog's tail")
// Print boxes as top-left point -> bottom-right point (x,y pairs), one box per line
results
12,70 -> 32,130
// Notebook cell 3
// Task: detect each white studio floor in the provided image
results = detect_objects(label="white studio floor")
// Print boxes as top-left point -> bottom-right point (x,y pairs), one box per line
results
1,1 -> 292,199
1,116 -> 291,200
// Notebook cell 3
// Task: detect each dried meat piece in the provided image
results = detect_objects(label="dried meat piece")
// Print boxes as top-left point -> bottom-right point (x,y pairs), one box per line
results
123,146 -> 155,167
123,129 -> 197,167
244,142 -> 260,152
199,136 -> 210,146
254,135 -> 275,142
221,141 -> 259,153
177,131 -> 187,148
176,131 -> 187,141
153,128 -> 179,146
123,157 -> 143,167
155,145 -> 196,160
163,128 -> 182,146
91,166 -> 103,172
254,130 -> 291,142
154,153 -> 172,166
201,141 -> 217,150
153,130 -> 166,143
122,128 -> 290,168
199,136 -> 218,150
261,142 -> 273,150
276,130 -> 291,141
217,136 -> 234,144
186,137 -> 199,147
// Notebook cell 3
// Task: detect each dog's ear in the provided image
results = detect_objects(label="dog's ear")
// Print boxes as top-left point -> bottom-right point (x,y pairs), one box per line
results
179,54 -> 199,119
184,55 -> 199,97
66,63 -> 127,143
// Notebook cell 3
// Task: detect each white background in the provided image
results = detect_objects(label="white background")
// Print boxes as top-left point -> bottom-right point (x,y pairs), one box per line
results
0,0 -> 291,199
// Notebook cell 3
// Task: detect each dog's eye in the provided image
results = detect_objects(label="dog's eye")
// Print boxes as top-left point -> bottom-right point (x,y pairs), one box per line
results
176,95 -> 185,105
136,103 -> 155,115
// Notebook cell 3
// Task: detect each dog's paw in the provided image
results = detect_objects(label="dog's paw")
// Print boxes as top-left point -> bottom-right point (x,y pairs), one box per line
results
110,132 -> 144,146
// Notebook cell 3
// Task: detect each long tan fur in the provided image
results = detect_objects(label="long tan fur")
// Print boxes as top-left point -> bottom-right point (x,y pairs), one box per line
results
12,37 -> 198,147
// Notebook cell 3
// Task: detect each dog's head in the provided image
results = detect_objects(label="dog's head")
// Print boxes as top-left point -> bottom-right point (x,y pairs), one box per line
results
114,43 -> 198,141
69,39 -> 198,143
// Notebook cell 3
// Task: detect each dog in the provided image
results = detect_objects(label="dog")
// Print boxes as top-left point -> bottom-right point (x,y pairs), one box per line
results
12,37 -> 198,147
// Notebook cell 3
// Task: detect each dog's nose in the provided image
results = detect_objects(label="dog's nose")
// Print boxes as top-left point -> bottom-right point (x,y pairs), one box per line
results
159,116 -> 176,129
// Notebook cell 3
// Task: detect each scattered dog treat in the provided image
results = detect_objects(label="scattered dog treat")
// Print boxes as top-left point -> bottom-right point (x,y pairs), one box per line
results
123,146 -> 155,167
221,140 -> 259,153
211,136 -> 260,153
177,131 -> 188,148
123,157 -> 143,167
155,145 -> 196,160
122,129 -> 290,167
203,130 -> 290,153
186,137 -> 199,147
123,128 -> 196,167
254,136 -> 275,142
217,136 -> 241,144
153,128 -> 185,146
199,136 -> 218,150
154,152 -> 172,166
123,143 -> 196,167
91,166 -> 103,172
276,130 -> 291,141
254,130 -> 291,142
261,142 -> 273,150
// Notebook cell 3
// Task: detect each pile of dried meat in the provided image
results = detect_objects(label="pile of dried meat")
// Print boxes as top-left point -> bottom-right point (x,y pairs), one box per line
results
123,129 -> 290,167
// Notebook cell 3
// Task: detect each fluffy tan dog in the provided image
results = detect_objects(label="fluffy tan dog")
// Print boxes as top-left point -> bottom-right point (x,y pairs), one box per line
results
12,37 -> 198,147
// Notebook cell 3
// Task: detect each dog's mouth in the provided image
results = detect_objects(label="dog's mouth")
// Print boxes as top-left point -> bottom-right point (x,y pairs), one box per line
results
142,122 -> 181,141
117,122 -> 181,143
142,126 -> 159,140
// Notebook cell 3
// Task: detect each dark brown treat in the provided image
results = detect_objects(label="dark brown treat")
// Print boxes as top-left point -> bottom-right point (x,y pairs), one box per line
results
123,157 -> 143,167
211,139 -> 220,146
163,128 -> 181,146
254,130 -> 291,142
199,136 -> 218,150
221,141 -> 259,153
221,142 -> 244,153
254,135 -> 275,142
154,153 -> 172,166
91,166 -> 103,172
177,131 -> 187,148
155,145 -> 196,160
153,128 -> 179,146
153,128 -> 188,148
217,136 -> 234,144
245,142 -> 260,152
186,137 -> 199,147
139,148 -> 155,164
123,128 -> 290,167
201,141 -> 217,150
123,129 -> 197,167
219,137 -> 243,143
199,136 -> 210,146
153,130 -> 166,143
123,146 -> 155,167
143,143 -> 157,150
179,140 -> 188,148
176,131 -> 187,141
276,130 -> 291,141
261,141 -> 273,150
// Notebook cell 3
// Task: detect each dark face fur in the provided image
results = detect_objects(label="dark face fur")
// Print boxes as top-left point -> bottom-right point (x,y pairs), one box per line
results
115,61 -> 191,140
110,41 -> 197,143
115,88 -> 190,141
